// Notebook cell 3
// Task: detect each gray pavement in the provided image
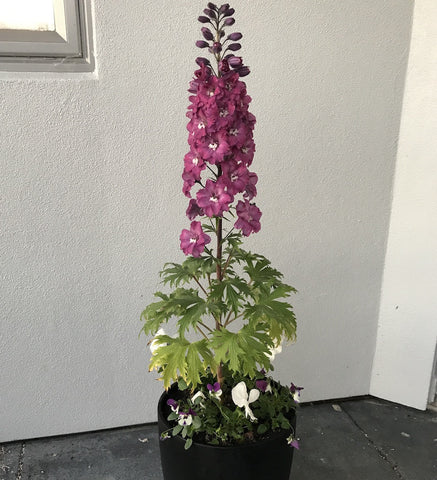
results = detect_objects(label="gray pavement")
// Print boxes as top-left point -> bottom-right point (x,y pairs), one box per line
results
1,397 -> 436,479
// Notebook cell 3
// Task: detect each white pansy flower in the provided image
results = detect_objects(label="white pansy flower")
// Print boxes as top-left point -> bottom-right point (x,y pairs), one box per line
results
191,391 -> 206,407
178,412 -> 193,426
267,342 -> 282,362
231,381 -> 260,422
150,328 -> 166,355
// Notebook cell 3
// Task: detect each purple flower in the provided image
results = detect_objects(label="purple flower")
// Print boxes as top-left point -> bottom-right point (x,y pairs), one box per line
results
186,199 -> 204,220
255,380 -> 268,392
167,398 -> 179,413
223,17 -> 235,26
207,382 -> 221,392
219,59 -> 230,73
180,221 -> 211,257
196,179 -> 233,217
207,382 -> 222,398
235,199 -> 261,236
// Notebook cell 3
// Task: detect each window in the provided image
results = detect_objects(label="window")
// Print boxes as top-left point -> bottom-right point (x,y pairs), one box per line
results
0,0 -> 94,72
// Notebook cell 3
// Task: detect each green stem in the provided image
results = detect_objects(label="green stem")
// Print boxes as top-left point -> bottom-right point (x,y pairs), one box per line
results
192,274 -> 208,296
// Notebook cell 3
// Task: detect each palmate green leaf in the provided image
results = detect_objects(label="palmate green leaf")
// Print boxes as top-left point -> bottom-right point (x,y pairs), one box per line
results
244,256 -> 283,286
161,255 -> 215,288
211,327 -> 272,377
244,286 -> 297,343
141,288 -> 211,337
209,277 -> 251,315
150,336 -> 214,389
140,292 -> 178,336
177,294 -> 208,335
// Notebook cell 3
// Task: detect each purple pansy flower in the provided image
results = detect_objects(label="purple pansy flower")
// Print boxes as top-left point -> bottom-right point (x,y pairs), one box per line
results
255,380 -> 268,392
290,383 -> 304,402
207,382 -> 222,398
167,398 -> 179,413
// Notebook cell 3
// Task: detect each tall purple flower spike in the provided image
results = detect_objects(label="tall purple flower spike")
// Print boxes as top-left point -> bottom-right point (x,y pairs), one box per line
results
180,4 -> 261,257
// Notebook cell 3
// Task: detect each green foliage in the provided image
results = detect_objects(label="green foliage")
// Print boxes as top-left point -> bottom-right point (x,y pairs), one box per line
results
140,228 -> 297,390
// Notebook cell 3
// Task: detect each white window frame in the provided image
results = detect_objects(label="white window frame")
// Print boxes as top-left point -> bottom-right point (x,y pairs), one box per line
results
0,0 -> 94,72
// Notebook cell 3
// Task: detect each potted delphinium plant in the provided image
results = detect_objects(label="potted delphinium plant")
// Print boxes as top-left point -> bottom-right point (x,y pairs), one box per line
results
140,3 -> 302,479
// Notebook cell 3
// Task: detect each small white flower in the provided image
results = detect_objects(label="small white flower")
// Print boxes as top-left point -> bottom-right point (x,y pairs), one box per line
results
286,434 -> 300,449
150,328 -> 166,355
231,381 -> 260,422
191,391 -> 206,407
267,342 -> 282,362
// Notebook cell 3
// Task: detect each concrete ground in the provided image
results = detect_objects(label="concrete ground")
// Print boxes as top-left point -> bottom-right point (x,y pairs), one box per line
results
1,397 -> 436,480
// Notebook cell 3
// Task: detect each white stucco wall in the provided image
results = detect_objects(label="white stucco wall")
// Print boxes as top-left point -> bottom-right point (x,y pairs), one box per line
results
370,0 -> 437,410
0,0 -> 412,442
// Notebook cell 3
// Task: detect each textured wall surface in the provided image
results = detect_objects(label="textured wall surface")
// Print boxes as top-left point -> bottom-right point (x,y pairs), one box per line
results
370,0 -> 437,410
0,0 -> 413,442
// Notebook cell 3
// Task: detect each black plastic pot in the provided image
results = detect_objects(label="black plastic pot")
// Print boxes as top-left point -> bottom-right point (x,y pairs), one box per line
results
158,384 -> 296,480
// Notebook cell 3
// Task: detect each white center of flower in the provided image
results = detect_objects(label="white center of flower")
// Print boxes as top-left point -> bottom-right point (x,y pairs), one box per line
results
210,195 -> 218,203
219,109 -> 229,117
198,122 -> 205,129
209,142 -> 218,151
241,147 -> 249,154
189,237 -> 196,243
231,174 -> 238,182
230,128 -> 239,136
192,157 -> 199,166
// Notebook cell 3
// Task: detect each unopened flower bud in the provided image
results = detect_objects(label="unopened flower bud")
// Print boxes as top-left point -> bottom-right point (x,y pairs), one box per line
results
223,17 -> 235,26
228,56 -> 243,67
203,8 -> 216,19
227,42 -> 241,51
236,66 -> 250,77
219,4 -> 230,14
195,57 -> 211,66
223,8 -> 235,17
198,16 -> 210,23
211,42 -> 222,53
227,32 -> 242,41
207,2 -> 217,10
201,27 -> 214,41
196,40 -> 209,48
